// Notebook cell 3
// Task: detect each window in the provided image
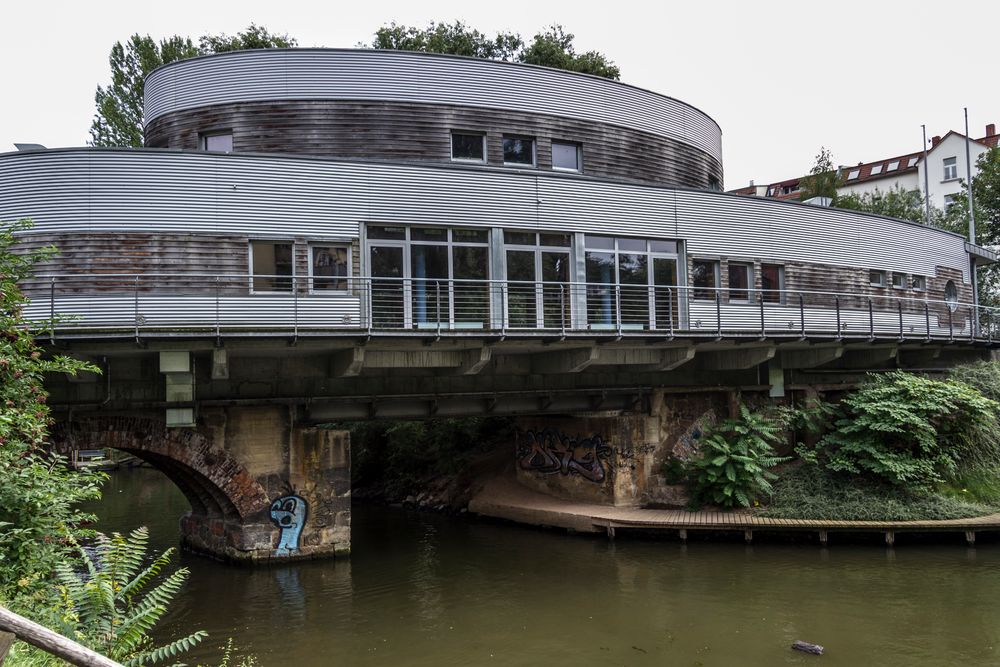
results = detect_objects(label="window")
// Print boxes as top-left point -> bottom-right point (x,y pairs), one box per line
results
869,270 -> 886,287
760,263 -> 784,303
943,194 -> 957,209
503,136 -> 535,166
728,263 -> 753,302
250,240 -> 293,292
847,169 -> 860,180
870,164 -> 883,175
887,160 -> 900,172
891,272 -> 906,289
583,236 -> 679,329
451,132 -> 485,162
201,132 -> 233,153
692,260 -> 719,300
912,275 -> 927,291
552,142 -> 581,172
907,157 -> 919,168
943,156 -> 958,180
310,245 -> 350,291
945,280 -> 959,311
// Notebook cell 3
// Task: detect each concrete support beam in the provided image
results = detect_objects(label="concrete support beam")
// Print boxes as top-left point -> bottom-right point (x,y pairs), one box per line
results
456,346 -> 492,375
700,345 -> 776,370
779,345 -> 844,369
531,346 -> 599,374
331,347 -> 366,377
211,348 -> 229,380
654,346 -> 697,371
839,345 -> 897,369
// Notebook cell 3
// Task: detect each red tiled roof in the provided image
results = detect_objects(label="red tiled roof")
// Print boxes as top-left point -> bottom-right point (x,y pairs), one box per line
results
840,151 -> 922,186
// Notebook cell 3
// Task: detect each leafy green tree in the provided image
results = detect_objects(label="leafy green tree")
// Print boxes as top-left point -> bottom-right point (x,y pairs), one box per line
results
835,185 -> 928,223
0,219 -> 103,603
55,527 -> 207,665
369,22 -> 620,79
798,146 -> 841,203
90,25 -> 297,148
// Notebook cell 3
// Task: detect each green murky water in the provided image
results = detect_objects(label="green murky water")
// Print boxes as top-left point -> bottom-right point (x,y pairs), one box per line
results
86,468 -> 1000,666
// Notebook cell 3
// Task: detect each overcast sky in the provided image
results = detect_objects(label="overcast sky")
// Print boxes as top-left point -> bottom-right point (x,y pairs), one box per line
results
2,0 -> 998,189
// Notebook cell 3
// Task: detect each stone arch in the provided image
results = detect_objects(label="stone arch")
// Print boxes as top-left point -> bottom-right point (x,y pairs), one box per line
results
50,416 -> 270,523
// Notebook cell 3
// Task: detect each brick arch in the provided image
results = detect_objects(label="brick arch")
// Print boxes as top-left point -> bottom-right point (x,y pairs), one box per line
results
51,416 -> 270,522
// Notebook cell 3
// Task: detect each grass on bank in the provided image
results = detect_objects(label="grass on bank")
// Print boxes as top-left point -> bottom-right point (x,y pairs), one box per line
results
763,464 -> 1000,521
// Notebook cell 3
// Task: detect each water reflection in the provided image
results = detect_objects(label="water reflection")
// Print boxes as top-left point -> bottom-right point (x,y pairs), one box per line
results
84,468 -> 1000,667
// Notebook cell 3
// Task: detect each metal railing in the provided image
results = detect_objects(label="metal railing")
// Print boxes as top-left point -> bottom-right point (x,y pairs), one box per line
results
22,273 -> 998,342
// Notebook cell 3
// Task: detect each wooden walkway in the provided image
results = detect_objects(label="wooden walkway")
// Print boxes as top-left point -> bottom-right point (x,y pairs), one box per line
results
468,477 -> 1000,545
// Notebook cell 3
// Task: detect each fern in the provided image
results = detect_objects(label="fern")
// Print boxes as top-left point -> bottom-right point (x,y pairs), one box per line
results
687,404 -> 791,508
56,526 -> 206,665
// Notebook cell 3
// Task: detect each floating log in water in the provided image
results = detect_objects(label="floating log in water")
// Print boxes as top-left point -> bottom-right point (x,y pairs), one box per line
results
792,640 -> 824,655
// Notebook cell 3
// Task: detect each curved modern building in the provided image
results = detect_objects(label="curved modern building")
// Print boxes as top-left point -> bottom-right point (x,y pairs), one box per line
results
2,48 -> 992,340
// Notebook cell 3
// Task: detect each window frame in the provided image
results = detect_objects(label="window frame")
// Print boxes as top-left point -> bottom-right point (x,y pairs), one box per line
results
869,269 -> 886,288
691,259 -> 721,301
249,239 -> 295,294
891,272 -> 907,290
912,275 -> 927,292
502,135 -> 537,167
760,263 -> 785,304
727,262 -> 754,303
450,131 -> 487,163
943,156 -> 958,181
551,141 -> 582,172
200,131 -> 233,153
308,243 -> 352,294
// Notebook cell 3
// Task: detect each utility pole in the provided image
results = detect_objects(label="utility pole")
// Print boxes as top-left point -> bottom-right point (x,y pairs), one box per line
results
921,125 -> 931,225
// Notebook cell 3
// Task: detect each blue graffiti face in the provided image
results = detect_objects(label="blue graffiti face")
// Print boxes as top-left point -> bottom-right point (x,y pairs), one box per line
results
269,494 -> 307,556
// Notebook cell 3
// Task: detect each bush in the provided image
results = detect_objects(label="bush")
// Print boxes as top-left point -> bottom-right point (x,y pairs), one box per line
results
949,361 -> 1000,404
687,404 -> 790,508
814,371 -> 1000,489
765,464 -> 998,521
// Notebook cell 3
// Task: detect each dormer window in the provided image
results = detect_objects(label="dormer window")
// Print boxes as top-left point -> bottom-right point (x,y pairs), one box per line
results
887,160 -> 900,171
870,164 -> 883,175
847,169 -> 860,180
907,157 -> 919,168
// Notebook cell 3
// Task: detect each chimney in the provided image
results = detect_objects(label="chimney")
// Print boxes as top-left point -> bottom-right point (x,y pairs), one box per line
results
750,179 -> 755,186
931,135 -> 941,147
987,123 -> 996,137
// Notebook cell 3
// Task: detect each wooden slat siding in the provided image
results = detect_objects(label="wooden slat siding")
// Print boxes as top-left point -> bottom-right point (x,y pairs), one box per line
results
143,49 -> 723,163
144,100 -> 723,190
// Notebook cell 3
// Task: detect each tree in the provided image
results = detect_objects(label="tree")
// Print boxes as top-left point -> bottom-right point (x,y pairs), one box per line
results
90,24 -> 297,148
836,185 -> 937,224
798,147 -> 841,203
0,219 -> 102,603
369,22 -> 620,80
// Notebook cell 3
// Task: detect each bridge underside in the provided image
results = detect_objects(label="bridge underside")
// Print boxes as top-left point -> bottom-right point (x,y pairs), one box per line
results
44,333 -> 995,562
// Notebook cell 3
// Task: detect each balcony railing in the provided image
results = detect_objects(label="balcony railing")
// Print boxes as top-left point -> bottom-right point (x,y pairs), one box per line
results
21,273 -> 998,342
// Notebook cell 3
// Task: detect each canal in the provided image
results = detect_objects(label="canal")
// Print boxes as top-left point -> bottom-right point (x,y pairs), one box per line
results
86,468 -> 1000,666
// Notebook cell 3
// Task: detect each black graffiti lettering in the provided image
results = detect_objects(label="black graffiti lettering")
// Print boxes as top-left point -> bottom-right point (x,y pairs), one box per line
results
516,429 -> 612,483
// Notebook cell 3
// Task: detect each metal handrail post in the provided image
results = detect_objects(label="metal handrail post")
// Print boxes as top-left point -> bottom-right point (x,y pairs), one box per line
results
898,301 -> 904,340
133,275 -> 140,342
215,276 -> 221,340
949,307 -> 954,341
835,296 -> 841,339
560,284 -> 566,334
293,276 -> 299,339
799,294 -> 805,337
49,276 -> 55,344
615,284 -> 623,336
758,293 -> 765,337
715,289 -> 722,337
868,298 -> 874,339
969,307 -> 975,341
667,287 -> 674,338
500,283 -> 507,335
924,302 -> 931,340
436,281 -> 442,335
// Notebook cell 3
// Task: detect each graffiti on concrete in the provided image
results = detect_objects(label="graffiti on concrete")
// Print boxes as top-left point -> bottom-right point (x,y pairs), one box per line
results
517,429 -> 612,483
611,444 -> 658,471
269,494 -> 307,556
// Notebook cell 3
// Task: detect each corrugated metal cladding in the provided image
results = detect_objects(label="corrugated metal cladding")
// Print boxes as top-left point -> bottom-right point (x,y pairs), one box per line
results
0,149 -> 970,282
143,49 -> 723,162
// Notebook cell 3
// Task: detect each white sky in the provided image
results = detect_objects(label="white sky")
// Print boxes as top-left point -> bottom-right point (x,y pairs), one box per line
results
2,0 -> 998,189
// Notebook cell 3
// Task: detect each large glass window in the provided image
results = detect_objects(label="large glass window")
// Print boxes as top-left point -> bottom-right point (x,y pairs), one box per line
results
943,156 -> 958,180
451,132 -> 485,162
504,231 -> 570,328
552,142 -> 581,172
250,240 -> 293,292
310,246 -> 350,291
366,226 -> 490,329
503,136 -> 535,166
584,236 -> 679,329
